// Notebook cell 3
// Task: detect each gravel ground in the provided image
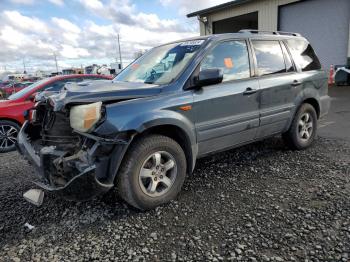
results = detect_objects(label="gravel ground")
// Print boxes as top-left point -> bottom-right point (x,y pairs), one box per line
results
0,136 -> 350,261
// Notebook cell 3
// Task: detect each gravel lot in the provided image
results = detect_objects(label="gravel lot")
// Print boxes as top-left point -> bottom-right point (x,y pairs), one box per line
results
0,136 -> 349,261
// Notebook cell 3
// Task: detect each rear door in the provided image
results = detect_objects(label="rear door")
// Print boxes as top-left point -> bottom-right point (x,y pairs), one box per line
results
193,39 -> 260,156
251,39 -> 298,139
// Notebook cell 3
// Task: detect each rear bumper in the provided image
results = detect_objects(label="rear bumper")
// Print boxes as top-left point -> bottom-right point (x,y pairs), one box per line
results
17,121 -> 120,201
320,95 -> 331,118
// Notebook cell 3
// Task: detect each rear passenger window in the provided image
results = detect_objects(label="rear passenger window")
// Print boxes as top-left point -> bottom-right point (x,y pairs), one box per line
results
281,42 -> 295,72
252,40 -> 286,76
201,40 -> 250,82
286,39 -> 321,71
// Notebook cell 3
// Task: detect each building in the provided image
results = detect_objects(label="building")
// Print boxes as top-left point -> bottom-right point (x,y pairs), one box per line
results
62,68 -> 84,75
187,0 -> 350,70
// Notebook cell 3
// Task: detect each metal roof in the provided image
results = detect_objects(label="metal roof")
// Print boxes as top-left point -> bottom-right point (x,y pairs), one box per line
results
187,0 -> 255,18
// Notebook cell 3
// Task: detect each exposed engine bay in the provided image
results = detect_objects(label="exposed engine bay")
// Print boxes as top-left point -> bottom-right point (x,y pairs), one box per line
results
19,96 -> 131,201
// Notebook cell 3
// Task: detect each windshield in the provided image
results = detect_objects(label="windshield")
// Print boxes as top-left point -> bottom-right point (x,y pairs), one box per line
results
115,40 -> 205,85
8,78 -> 48,100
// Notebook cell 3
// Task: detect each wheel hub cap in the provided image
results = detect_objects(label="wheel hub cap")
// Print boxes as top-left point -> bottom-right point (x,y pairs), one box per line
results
138,151 -> 177,198
298,113 -> 313,141
0,125 -> 18,150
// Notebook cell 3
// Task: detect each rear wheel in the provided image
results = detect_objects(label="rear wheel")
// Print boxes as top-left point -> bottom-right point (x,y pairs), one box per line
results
283,103 -> 317,150
117,135 -> 187,210
0,120 -> 20,153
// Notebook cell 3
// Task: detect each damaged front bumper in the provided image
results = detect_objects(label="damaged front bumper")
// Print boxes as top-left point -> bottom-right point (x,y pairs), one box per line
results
17,121 -> 130,201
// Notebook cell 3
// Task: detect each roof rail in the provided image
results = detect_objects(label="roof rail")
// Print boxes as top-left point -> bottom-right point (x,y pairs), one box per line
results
239,29 -> 301,37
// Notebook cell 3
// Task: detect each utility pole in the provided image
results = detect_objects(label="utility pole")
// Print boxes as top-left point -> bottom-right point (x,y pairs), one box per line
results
23,58 -> 27,74
117,34 -> 123,70
53,53 -> 59,74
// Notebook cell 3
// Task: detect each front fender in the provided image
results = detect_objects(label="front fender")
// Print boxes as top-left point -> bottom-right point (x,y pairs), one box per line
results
95,91 -> 196,143
124,110 -> 196,144
93,91 -> 198,173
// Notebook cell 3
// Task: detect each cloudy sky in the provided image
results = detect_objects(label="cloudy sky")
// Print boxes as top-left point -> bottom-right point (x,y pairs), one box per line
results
0,0 -> 230,73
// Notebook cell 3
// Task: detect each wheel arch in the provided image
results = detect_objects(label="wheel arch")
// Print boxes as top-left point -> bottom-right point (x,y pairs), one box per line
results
132,124 -> 196,175
284,96 -> 321,133
0,118 -> 22,127
302,97 -> 320,119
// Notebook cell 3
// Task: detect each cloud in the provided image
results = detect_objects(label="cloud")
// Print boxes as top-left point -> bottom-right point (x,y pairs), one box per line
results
159,0 -> 231,15
79,0 -> 188,32
60,44 -> 90,59
51,17 -> 81,34
2,10 -> 49,35
10,0 -> 35,4
0,0 -> 202,72
80,0 -> 104,11
48,0 -> 64,6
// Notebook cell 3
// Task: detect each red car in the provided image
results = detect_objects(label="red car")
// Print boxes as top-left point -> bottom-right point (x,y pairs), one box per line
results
0,82 -> 34,97
0,74 -> 112,153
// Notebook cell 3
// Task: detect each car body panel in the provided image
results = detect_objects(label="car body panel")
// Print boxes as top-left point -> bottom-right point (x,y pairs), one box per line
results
256,73 -> 298,138
193,78 -> 260,155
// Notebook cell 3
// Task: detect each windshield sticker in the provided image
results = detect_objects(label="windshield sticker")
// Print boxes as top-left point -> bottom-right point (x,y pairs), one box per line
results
224,58 -> 234,69
180,40 -> 205,46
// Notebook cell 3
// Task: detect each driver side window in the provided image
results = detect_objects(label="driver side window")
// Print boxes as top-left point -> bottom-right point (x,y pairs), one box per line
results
201,40 -> 250,82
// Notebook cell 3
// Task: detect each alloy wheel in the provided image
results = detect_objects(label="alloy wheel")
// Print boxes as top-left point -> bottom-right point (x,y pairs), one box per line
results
298,112 -> 313,141
138,151 -> 177,197
0,124 -> 18,151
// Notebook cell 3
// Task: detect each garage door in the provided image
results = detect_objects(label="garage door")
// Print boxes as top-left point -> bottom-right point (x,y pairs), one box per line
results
279,0 -> 350,71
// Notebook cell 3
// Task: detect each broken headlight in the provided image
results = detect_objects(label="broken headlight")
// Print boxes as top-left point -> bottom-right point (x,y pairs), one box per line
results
70,102 -> 102,132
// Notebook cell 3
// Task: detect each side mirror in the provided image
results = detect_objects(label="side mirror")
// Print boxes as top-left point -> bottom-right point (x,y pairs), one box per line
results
194,68 -> 223,88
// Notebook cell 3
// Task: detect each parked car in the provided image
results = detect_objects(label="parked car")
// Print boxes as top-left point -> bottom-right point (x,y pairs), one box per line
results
0,74 -> 112,153
0,81 -> 11,88
1,82 -> 34,97
18,31 -> 330,210
0,81 -> 13,98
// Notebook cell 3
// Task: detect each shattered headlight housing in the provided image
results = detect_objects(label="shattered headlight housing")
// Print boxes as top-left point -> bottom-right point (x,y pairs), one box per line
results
70,102 -> 102,132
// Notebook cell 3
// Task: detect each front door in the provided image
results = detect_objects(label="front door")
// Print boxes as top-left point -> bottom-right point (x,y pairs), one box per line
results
193,39 -> 260,156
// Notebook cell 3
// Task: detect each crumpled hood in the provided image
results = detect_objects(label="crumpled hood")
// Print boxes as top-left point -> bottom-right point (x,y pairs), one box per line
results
44,80 -> 163,110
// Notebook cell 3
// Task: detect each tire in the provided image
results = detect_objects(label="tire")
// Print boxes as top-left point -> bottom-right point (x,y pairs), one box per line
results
0,120 -> 21,153
117,135 -> 187,210
283,103 -> 318,150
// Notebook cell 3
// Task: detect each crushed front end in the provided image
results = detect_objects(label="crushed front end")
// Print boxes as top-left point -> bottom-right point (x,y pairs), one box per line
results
18,96 -> 131,201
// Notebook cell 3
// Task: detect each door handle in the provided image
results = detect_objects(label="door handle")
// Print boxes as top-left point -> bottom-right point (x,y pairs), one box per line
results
291,80 -> 302,87
243,87 -> 258,95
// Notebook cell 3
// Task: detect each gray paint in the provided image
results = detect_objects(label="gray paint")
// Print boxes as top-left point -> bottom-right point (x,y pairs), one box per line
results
279,0 -> 350,69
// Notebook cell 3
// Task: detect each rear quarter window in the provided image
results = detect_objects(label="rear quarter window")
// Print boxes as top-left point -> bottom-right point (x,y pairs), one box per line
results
285,39 -> 321,71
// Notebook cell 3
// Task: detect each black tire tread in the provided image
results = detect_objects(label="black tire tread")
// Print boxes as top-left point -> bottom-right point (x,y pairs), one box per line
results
283,103 -> 317,150
117,134 -> 186,210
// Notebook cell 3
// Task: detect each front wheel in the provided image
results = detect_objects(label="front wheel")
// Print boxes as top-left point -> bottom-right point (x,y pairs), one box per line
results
283,103 -> 318,150
0,120 -> 20,153
117,135 -> 187,210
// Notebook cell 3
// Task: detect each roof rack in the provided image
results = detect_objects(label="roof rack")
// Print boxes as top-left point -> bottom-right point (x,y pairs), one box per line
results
239,29 -> 301,37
